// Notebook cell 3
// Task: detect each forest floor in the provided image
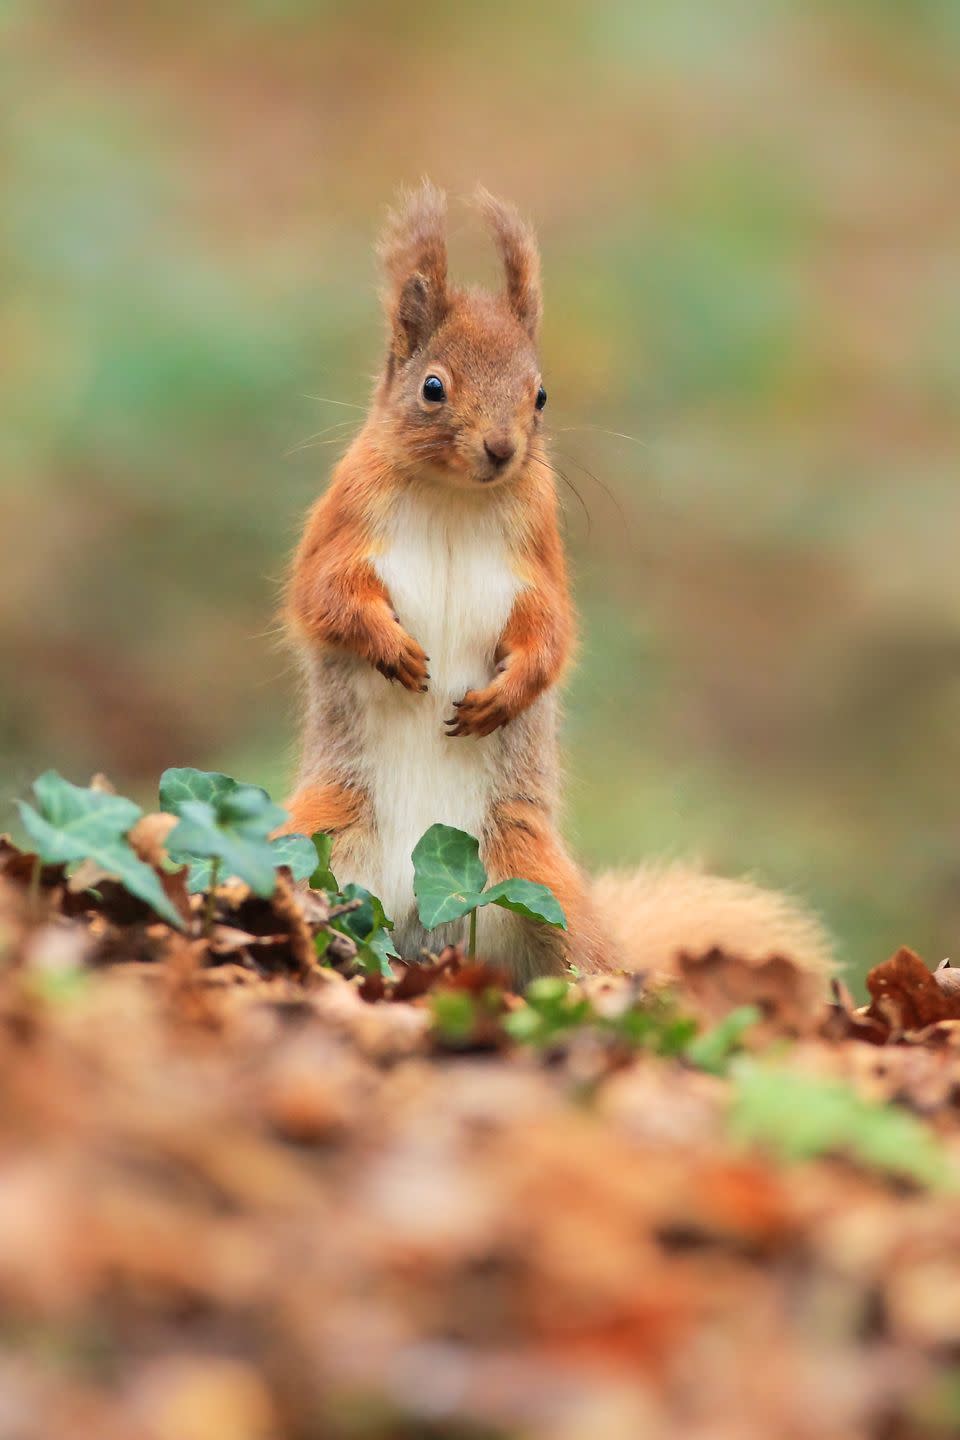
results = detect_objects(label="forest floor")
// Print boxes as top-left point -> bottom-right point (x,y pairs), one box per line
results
2,840 -> 960,1440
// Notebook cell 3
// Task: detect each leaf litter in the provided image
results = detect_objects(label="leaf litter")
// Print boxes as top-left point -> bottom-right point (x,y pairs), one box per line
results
3,818 -> 960,1437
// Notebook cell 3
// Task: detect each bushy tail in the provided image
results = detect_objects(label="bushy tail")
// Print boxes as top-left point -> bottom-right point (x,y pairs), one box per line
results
591,863 -> 834,985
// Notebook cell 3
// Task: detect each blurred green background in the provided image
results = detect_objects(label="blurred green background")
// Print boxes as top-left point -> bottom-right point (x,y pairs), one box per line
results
3,0 -> 960,986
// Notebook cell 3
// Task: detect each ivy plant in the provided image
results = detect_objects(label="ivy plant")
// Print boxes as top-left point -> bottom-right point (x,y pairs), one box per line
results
502,976 -> 700,1056
17,771 -> 184,929
159,767 -> 317,896
329,882 -> 400,981
412,823 -> 565,958
305,839 -> 399,981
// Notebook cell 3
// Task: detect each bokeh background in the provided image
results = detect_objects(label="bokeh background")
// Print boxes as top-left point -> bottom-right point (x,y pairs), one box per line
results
3,0 -> 960,988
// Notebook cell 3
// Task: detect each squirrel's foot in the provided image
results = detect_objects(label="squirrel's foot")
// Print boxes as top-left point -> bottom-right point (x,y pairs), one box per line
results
374,623 -> 430,692
445,683 -> 511,738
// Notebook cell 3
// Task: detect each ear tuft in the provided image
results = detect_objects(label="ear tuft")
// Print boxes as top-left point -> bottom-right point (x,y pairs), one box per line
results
378,180 -> 449,360
474,186 -> 542,341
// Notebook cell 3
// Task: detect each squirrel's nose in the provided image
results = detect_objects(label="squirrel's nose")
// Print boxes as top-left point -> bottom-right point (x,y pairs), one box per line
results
483,433 -> 517,467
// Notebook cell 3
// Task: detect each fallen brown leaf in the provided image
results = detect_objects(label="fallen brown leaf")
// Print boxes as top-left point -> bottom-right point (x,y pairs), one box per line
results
675,946 -> 823,1035
865,947 -> 960,1034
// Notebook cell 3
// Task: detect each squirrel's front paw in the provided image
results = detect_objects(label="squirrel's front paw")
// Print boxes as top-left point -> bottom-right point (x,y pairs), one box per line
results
445,683 -> 511,738
375,625 -> 430,692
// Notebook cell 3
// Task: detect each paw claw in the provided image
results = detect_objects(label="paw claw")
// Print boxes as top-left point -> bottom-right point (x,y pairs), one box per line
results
441,682 -> 513,737
376,627 -> 429,693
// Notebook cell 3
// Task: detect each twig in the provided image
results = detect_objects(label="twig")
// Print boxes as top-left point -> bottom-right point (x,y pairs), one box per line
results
327,898 -> 363,921
272,871 -> 315,976
201,858 -> 221,938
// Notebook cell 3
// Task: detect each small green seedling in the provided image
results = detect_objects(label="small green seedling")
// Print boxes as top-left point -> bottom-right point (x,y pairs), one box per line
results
685,1004 -> 761,1075
503,977 -> 698,1055
18,771 -> 184,929
412,823 -> 566,958
730,1063 -> 956,1190
503,976 -> 591,1044
430,989 -> 478,1045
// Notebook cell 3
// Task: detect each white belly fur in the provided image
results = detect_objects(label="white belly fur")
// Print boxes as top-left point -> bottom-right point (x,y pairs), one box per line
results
347,484 -> 521,947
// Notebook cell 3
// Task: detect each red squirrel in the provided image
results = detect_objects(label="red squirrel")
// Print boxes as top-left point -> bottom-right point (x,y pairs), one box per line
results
281,182 -> 833,985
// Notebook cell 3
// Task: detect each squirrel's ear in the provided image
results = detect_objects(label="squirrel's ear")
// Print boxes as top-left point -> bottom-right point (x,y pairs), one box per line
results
475,187 -> 542,342
378,180 -> 449,361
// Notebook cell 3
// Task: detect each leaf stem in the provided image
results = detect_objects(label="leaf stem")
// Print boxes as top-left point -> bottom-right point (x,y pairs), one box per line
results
202,857 -> 221,938
467,907 -> 477,961
29,855 -> 41,916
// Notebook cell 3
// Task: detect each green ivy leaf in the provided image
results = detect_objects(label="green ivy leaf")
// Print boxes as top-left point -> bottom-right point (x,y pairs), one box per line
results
411,824 -> 567,949
269,832 -> 320,884
309,832 -> 338,892
23,771 -> 141,839
161,768 -> 290,897
178,833 -> 319,895
412,823 -> 488,928
357,926 -> 401,981
483,877 -> 566,929
167,796 -> 281,898
159,767 -> 244,814
336,882 -> 393,941
160,767 -> 287,831
17,772 -> 183,929
326,882 -> 398,980
180,856 -> 217,894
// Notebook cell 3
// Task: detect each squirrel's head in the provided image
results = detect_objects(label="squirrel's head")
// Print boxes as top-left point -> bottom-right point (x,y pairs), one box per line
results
376,182 -> 545,489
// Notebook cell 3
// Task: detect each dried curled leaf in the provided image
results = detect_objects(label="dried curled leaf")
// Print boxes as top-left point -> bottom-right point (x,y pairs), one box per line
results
865,948 -> 960,1034
934,958 -> 960,998
128,812 -> 179,867
675,946 -> 823,1036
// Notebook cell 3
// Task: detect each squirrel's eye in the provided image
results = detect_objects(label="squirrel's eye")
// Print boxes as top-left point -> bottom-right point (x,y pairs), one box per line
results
535,385 -> 547,412
422,374 -> 446,403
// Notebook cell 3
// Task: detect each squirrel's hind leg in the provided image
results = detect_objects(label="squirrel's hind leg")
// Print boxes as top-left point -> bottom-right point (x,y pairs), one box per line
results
278,780 -> 364,840
484,803 -> 610,984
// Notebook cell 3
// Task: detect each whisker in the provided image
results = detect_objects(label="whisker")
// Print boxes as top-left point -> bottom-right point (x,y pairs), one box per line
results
529,455 -> 592,537
550,444 -> 630,530
300,393 -> 368,412
288,436 -> 360,458
557,423 -> 650,450
285,419 -> 358,457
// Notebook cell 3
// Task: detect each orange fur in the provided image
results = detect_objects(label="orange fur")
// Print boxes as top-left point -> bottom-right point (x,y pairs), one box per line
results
592,865 -> 833,987
283,181 -> 834,985
473,187 -> 542,340
280,781 -> 364,839
286,436 -> 429,691
487,801 -> 609,975
378,180 -> 450,366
